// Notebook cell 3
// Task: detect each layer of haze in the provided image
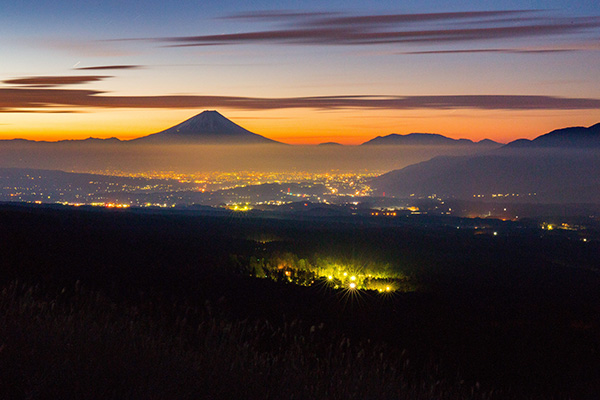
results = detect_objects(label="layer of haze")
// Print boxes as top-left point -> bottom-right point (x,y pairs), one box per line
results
0,142 -> 499,174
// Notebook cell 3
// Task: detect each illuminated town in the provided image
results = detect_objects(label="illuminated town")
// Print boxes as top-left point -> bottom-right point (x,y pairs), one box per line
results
1,168 -> 597,231
0,169 -> 379,208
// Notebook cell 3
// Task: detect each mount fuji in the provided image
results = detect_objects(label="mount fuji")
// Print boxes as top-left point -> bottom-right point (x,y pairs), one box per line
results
131,110 -> 282,144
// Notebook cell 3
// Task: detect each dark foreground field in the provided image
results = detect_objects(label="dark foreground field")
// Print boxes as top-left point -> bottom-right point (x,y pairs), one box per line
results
1,203 -> 599,399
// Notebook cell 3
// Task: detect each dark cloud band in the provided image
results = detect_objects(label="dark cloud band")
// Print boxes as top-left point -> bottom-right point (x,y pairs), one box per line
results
309,10 -> 538,26
220,10 -> 337,21
74,65 -> 142,71
1,88 -> 599,112
160,19 -> 600,47
145,9 -> 600,47
399,48 -> 578,55
3,76 -> 112,87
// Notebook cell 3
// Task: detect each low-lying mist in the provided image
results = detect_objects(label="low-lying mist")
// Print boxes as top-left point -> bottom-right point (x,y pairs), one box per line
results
0,142 -> 499,174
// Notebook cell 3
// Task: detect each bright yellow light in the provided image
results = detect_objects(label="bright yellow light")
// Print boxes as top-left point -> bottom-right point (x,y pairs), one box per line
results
328,275 -> 333,280
349,282 -> 356,289
228,204 -> 251,212
343,272 -> 347,277
350,276 -> 356,281
386,286 -> 390,292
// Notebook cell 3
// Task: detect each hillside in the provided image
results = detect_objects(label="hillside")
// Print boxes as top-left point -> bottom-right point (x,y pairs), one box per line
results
504,122 -> 600,148
371,123 -> 600,203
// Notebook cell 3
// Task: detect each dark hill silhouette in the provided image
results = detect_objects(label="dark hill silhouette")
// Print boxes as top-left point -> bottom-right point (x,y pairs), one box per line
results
318,142 -> 344,146
372,123 -> 600,204
0,137 -> 122,144
362,133 -> 499,147
130,110 -> 282,144
504,123 -> 600,148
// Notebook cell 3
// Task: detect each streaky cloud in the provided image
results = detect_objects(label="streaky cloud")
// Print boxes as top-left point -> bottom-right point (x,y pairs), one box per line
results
1,88 -> 599,112
219,10 -> 537,25
3,76 -> 112,87
0,107 -> 79,114
308,10 -> 540,26
152,12 -> 600,47
219,10 -> 338,21
399,48 -> 578,55
74,65 -> 142,71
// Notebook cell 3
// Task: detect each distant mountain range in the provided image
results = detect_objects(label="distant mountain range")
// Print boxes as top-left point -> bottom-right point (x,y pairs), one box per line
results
371,123 -> 600,204
318,142 -> 344,146
3,137 -> 123,144
0,111 -> 281,145
2,111 -> 501,146
361,133 -> 499,146
1,111 -> 598,153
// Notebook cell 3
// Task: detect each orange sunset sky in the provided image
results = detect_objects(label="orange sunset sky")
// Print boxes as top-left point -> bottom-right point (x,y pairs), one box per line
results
1,1 -> 599,144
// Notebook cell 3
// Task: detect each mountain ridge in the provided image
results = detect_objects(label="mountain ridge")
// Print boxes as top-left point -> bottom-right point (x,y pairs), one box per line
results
1,114 -> 597,150
361,132 -> 500,146
371,122 -> 600,204
504,122 -> 600,148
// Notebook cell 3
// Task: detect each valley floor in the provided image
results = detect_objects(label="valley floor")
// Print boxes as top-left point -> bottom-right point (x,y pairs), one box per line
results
1,203 -> 599,399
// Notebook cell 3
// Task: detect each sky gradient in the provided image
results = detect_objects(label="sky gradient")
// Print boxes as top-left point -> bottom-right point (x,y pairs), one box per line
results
1,0 -> 599,144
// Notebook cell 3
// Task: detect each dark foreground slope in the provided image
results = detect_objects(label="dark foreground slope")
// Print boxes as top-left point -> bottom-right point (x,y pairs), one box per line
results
1,204 -> 599,399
